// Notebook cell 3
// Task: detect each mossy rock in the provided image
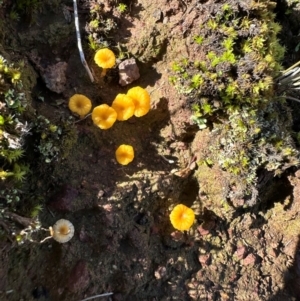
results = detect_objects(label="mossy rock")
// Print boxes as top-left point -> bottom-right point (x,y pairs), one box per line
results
130,24 -> 168,63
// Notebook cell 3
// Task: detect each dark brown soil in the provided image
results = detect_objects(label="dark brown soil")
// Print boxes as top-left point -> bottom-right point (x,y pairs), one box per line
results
1,1 -> 300,301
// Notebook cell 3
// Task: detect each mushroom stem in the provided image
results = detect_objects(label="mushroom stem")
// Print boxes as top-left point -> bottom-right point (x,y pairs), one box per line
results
39,236 -> 53,243
101,68 -> 108,77
73,0 -> 94,82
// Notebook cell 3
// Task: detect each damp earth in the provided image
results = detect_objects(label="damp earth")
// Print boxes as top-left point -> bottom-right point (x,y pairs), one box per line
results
1,1 -> 300,301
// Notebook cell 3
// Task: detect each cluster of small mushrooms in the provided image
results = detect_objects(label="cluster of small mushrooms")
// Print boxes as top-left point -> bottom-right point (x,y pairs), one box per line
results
68,48 -> 151,166
68,49 -> 196,232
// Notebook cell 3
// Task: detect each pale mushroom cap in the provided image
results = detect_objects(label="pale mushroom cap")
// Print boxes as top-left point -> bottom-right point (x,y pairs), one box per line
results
115,144 -> 134,165
69,94 -> 92,117
127,86 -> 151,117
112,94 -> 135,121
52,219 -> 75,243
92,104 -> 117,129
94,48 -> 116,69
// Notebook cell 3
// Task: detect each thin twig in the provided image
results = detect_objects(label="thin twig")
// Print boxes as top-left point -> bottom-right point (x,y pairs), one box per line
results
277,68 -> 300,84
6,212 -> 33,227
282,60 -> 300,75
161,155 -> 175,164
74,113 -> 92,123
79,292 -> 114,301
285,95 -> 300,103
47,207 -> 55,218
73,0 -> 94,82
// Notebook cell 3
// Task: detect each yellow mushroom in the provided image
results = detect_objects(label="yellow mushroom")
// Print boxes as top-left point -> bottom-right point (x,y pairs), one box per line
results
126,86 -> 150,117
92,104 -> 117,129
111,94 -> 135,121
68,94 -> 92,118
94,48 -> 116,77
50,219 -> 75,243
115,144 -> 134,165
169,204 -> 195,231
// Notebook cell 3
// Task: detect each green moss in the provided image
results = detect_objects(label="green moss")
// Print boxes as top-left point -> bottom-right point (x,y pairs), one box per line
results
0,52 -> 35,221
130,26 -> 168,63
196,164 -> 234,217
170,0 -> 299,207
85,3 -> 117,51
33,116 -> 77,164
60,122 -> 78,160
0,56 -> 28,180
10,0 -> 43,24
44,22 -> 73,48
264,198 -> 300,242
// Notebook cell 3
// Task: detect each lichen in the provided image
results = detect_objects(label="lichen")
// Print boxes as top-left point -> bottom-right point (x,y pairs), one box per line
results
130,25 -> 168,63
170,0 -> 299,207
195,164 -> 232,216
0,52 -> 34,224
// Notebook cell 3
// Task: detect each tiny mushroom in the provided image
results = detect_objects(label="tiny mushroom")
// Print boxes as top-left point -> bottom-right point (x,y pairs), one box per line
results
112,94 -> 135,121
50,219 -> 75,243
92,104 -> 117,129
127,86 -> 151,117
68,94 -> 92,118
94,48 -> 116,77
115,144 -> 134,165
169,204 -> 195,231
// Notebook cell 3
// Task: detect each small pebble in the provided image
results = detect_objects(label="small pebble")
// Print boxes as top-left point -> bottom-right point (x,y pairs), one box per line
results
153,9 -> 163,22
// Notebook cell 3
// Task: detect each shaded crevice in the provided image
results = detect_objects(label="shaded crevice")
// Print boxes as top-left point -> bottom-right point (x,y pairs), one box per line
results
178,177 -> 199,207
257,171 -> 293,211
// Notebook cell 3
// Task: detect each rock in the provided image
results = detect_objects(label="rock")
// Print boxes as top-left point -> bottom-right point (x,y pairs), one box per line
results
170,230 -> 184,241
153,9 -> 163,22
67,260 -> 89,293
43,62 -> 68,93
197,220 -> 215,236
154,266 -> 167,279
235,245 -> 247,260
118,58 -> 140,86
197,225 -> 209,236
267,247 -> 278,258
242,253 -> 257,266
198,254 -> 211,266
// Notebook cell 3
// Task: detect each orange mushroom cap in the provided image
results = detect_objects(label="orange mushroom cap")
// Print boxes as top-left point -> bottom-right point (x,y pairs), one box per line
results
127,86 -> 150,117
92,104 -> 117,129
169,204 -> 195,231
68,94 -> 92,117
115,144 -> 134,165
94,48 -> 116,69
112,94 -> 135,121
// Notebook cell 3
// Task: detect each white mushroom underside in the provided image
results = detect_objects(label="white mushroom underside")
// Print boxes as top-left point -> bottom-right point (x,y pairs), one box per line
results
52,219 -> 75,243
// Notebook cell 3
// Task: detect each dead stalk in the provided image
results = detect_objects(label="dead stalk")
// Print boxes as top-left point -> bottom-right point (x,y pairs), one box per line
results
79,292 -> 114,301
74,113 -> 92,123
73,0 -> 94,82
